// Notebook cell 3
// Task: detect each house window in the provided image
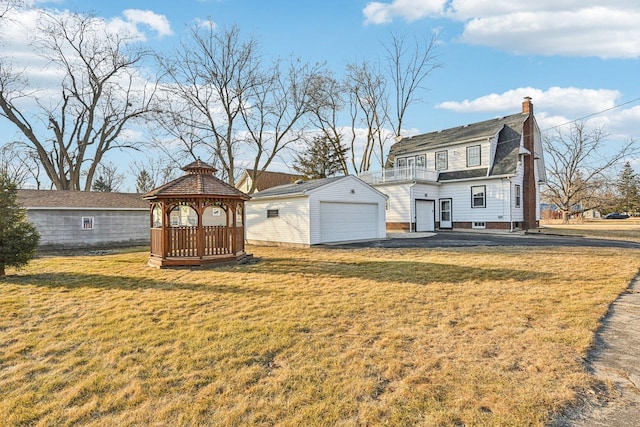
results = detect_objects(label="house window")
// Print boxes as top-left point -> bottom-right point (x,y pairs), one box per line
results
471,185 -> 486,208
473,222 -> 486,229
515,184 -> 521,208
396,158 -> 406,168
467,145 -> 481,167
267,209 -> 279,218
435,151 -> 448,171
82,217 -> 94,230
415,154 -> 426,168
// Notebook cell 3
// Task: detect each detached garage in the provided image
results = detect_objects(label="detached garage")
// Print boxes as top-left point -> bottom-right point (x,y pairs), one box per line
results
246,175 -> 387,246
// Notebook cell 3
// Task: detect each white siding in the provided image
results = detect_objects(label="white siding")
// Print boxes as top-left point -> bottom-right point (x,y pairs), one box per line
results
246,197 -> 311,245
308,176 -> 386,244
510,163 -> 525,223
396,142 -> 491,173
376,183 -> 411,225
439,179 -> 512,224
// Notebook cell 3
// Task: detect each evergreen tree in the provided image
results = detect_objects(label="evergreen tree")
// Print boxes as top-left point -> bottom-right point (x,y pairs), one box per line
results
0,173 -> 40,279
616,161 -> 640,214
293,135 -> 349,179
91,162 -> 123,192
135,170 -> 155,193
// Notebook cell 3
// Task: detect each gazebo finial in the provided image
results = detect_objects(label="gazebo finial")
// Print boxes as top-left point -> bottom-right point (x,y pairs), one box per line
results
182,159 -> 217,175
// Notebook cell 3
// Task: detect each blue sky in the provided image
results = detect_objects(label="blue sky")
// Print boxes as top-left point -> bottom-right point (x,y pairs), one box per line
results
2,0 -> 640,189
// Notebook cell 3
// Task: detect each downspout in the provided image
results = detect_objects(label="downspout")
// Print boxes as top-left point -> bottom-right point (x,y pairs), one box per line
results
508,178 -> 513,232
409,182 -> 416,232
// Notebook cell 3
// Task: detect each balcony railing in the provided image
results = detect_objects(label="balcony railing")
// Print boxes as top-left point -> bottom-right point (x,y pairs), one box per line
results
358,166 -> 439,185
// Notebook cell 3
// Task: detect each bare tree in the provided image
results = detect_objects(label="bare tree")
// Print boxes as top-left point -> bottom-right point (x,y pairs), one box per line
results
155,23 -> 261,186
0,11 -> 157,190
91,161 -> 124,192
0,142 -> 43,188
345,60 -> 391,173
240,57 -> 326,191
156,23 -> 325,192
382,31 -> 441,137
129,154 -> 178,193
306,72 -> 349,175
544,121 -> 638,223
0,0 -> 22,21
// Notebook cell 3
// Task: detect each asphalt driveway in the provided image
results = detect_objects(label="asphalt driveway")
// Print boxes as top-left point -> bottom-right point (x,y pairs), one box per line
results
328,230 -> 640,250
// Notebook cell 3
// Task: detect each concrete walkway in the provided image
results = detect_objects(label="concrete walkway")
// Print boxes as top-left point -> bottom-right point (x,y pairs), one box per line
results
554,273 -> 640,426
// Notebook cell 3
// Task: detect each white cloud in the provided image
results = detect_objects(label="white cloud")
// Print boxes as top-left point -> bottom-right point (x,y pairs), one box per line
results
459,7 -> 640,59
363,0 -> 640,58
363,0 -> 446,25
435,87 -> 640,142
122,9 -> 173,38
194,17 -> 217,30
437,87 -> 621,118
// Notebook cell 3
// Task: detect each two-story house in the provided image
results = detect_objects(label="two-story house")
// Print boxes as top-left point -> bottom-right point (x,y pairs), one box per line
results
359,97 -> 546,232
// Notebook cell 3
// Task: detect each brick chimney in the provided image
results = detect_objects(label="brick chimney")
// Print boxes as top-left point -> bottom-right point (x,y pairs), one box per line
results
521,96 -> 538,230
522,96 -> 533,115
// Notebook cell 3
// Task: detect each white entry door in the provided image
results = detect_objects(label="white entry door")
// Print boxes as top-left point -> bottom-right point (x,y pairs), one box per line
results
440,199 -> 452,229
415,200 -> 435,232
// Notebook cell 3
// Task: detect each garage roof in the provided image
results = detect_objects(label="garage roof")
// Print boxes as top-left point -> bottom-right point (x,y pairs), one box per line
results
249,176 -> 344,199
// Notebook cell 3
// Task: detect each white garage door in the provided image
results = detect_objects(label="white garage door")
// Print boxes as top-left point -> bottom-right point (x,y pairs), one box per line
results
319,202 -> 379,243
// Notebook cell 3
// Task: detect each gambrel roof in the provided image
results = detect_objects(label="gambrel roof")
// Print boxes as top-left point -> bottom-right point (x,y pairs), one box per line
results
388,112 -> 527,181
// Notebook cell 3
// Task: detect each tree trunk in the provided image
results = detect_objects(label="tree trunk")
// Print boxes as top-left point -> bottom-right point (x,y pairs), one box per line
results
562,210 -> 570,224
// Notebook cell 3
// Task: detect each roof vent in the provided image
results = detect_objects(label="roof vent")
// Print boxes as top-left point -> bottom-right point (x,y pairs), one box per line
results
294,179 -> 305,184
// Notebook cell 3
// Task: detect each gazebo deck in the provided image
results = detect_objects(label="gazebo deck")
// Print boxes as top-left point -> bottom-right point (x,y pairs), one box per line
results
147,252 -> 252,268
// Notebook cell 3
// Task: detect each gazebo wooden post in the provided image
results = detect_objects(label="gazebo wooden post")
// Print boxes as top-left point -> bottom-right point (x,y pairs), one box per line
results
196,201 -> 205,259
231,200 -> 237,254
162,202 -> 170,258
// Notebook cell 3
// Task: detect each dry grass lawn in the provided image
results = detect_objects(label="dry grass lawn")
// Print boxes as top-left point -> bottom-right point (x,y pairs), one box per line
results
541,218 -> 640,242
1,245 -> 639,426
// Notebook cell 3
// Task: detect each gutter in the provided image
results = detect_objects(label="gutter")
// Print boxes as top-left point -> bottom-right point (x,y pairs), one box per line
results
439,173 -> 516,184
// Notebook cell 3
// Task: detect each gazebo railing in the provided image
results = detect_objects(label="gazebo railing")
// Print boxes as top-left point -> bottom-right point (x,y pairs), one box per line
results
169,226 -> 198,257
151,226 -> 245,258
204,226 -> 232,255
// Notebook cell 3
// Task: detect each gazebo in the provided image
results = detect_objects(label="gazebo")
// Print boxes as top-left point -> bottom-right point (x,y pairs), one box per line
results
142,160 -> 251,268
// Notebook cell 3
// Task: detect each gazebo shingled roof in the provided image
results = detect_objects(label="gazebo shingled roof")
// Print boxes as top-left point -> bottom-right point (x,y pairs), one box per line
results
142,160 -> 251,268
143,160 -> 250,200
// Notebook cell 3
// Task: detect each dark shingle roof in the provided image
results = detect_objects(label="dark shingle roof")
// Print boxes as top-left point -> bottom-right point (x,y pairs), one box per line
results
17,190 -> 148,209
143,160 -> 250,200
490,125 -> 521,176
438,168 -> 488,182
249,176 -> 345,199
388,113 -> 527,178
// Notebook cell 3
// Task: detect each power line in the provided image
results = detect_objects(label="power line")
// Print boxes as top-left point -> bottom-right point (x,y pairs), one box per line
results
543,96 -> 640,132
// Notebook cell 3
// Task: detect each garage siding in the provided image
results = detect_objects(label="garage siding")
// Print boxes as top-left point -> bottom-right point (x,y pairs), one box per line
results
245,197 -> 311,245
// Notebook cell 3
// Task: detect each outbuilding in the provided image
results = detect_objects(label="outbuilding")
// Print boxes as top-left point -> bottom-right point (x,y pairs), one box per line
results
16,190 -> 149,249
246,175 -> 387,246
